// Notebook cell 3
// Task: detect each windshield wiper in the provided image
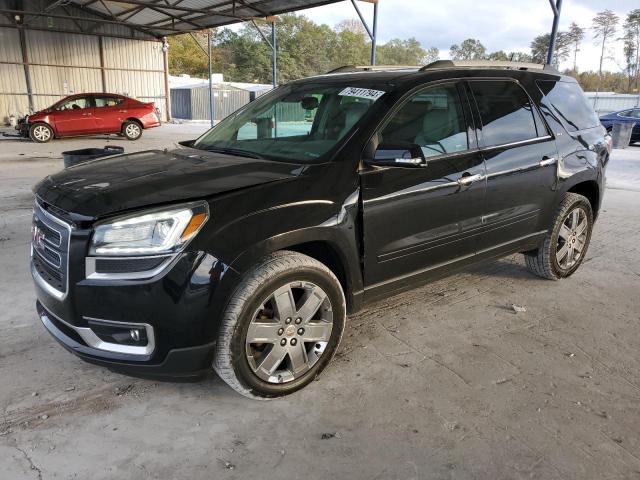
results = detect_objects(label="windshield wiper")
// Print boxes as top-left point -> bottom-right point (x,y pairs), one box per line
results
200,146 -> 264,159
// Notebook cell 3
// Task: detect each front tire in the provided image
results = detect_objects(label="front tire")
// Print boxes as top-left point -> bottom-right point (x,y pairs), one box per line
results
214,251 -> 346,398
122,120 -> 142,140
525,192 -> 594,280
29,123 -> 53,143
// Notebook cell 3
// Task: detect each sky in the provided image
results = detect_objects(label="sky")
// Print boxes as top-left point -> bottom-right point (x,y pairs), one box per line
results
252,0 -> 638,72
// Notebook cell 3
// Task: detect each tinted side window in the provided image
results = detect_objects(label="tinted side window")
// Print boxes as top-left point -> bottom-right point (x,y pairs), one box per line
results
536,80 -> 599,132
470,81 -> 538,147
379,83 -> 468,158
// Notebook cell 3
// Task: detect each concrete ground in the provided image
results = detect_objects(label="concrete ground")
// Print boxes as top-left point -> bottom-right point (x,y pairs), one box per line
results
1,125 -> 640,480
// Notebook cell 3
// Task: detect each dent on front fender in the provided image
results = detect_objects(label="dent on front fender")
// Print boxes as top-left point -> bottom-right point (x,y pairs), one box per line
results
214,189 -> 364,303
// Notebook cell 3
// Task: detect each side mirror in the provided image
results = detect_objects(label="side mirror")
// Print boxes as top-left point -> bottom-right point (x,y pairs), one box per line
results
301,96 -> 319,110
178,139 -> 196,147
365,142 -> 427,168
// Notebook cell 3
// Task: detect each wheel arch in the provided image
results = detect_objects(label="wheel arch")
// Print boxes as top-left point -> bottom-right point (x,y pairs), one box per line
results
229,230 -> 363,314
566,180 -> 600,218
124,117 -> 143,128
30,120 -> 55,132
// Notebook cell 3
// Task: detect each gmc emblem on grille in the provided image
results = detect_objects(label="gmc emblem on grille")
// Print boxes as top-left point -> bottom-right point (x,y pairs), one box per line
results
32,225 -> 46,252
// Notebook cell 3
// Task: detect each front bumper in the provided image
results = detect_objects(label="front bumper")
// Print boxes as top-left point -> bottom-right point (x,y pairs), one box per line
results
38,301 -> 215,378
30,197 -> 242,379
16,120 -> 29,136
33,242 -> 238,378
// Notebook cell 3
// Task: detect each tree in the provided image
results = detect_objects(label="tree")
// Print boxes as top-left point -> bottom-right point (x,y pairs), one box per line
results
424,47 -> 440,64
566,22 -> 585,72
554,32 -> 573,66
592,9 -> 620,94
622,9 -> 640,91
449,39 -> 486,60
488,50 -> 509,61
530,32 -> 571,66
333,18 -> 369,67
530,34 -> 550,63
167,33 -> 211,78
509,51 -> 533,63
377,38 -> 430,66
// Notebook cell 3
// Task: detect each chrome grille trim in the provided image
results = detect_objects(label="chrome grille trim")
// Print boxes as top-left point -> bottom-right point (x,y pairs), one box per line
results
31,201 -> 72,300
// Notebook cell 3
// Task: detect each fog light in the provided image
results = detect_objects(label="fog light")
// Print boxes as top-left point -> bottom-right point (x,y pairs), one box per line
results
87,319 -> 148,346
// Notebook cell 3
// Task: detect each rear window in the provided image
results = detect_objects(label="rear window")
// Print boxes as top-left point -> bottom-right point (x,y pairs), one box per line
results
536,80 -> 599,132
470,80 -> 539,147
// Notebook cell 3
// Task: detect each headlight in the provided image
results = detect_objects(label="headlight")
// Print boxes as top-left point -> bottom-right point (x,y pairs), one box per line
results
90,202 -> 209,256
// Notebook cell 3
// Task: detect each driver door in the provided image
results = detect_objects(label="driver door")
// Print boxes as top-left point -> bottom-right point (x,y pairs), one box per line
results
52,96 -> 96,135
360,82 -> 486,296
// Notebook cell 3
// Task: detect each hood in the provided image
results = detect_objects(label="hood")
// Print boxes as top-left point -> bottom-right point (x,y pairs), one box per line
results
599,112 -> 622,121
28,108 -> 51,118
35,147 -> 300,218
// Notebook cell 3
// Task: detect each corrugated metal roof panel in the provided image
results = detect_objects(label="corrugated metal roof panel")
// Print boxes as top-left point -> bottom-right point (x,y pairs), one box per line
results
0,28 -> 22,63
0,93 -> 30,118
105,69 -> 164,99
20,0 -> 346,37
30,64 -> 102,95
26,30 -> 100,67
102,37 -> 163,70
0,63 -> 27,94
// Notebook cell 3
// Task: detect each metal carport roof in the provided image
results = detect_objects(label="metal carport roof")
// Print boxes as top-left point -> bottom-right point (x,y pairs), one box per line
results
1,0 -> 564,125
3,0 -> 351,38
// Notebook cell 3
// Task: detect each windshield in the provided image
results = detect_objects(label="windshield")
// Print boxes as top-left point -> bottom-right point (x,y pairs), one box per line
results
193,83 -> 384,162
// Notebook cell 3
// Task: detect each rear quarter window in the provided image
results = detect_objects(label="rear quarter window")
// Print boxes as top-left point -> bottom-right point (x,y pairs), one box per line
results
536,80 -> 599,132
469,80 -> 539,147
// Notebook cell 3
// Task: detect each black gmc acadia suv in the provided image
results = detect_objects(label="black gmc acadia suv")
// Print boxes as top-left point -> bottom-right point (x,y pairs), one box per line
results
31,60 -> 610,398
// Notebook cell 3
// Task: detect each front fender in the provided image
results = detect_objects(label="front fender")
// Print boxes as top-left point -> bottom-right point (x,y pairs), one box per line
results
192,181 -> 363,311
225,191 -> 364,311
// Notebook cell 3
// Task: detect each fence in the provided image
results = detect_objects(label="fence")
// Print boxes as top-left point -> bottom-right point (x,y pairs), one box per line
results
585,93 -> 640,115
171,87 -> 250,121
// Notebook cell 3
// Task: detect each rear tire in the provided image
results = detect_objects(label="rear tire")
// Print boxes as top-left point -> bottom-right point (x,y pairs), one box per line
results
525,192 -> 593,280
122,120 -> 142,140
29,122 -> 53,143
214,251 -> 346,399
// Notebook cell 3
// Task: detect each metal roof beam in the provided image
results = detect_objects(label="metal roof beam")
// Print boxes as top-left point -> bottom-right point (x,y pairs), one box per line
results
0,8 -> 178,35
84,0 -> 239,17
547,0 -> 562,65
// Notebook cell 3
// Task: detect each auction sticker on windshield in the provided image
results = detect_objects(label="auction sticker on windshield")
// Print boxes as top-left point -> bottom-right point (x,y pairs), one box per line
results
338,87 -> 385,101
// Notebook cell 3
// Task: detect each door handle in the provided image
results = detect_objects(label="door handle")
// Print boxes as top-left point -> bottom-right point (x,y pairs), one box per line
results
118,110 -> 128,113
457,173 -> 484,186
394,157 -> 427,167
539,156 -> 557,167
81,112 -> 92,116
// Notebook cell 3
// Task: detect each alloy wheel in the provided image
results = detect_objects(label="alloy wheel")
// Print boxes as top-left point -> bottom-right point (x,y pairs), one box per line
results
125,123 -> 141,138
33,125 -> 51,142
556,207 -> 589,270
245,281 -> 333,384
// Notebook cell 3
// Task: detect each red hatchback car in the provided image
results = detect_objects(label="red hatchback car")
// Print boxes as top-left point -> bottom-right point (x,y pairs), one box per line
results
18,93 -> 161,143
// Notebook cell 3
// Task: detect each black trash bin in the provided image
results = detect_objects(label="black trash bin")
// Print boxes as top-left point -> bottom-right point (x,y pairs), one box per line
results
62,145 -> 124,168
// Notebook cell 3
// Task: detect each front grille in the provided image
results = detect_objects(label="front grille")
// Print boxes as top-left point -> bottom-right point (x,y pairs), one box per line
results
32,202 -> 71,295
39,222 -> 61,246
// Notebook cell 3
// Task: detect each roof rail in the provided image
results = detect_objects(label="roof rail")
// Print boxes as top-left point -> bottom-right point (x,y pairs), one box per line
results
325,65 -> 419,74
420,60 -> 559,74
